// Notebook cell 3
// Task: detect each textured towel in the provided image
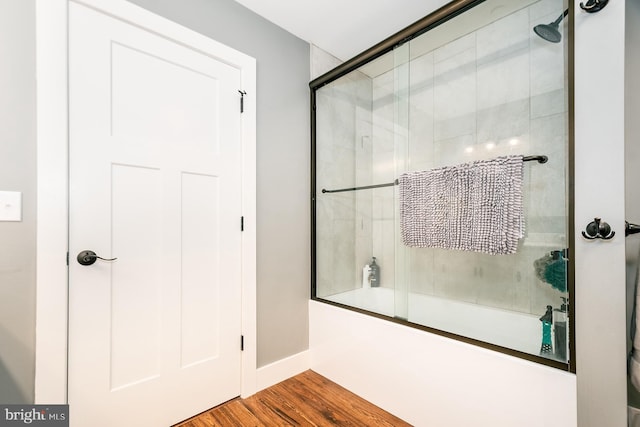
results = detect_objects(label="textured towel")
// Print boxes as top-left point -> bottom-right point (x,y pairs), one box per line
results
399,155 -> 525,255
533,251 -> 567,292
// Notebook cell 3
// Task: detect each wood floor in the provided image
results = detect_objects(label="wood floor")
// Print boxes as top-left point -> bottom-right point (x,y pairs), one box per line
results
174,370 -> 411,427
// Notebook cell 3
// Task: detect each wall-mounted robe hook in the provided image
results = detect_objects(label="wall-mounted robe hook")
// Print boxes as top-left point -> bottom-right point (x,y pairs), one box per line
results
580,0 -> 608,13
582,217 -> 615,240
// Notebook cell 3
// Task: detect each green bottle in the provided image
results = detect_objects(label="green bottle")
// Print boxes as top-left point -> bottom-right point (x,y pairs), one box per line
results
539,305 -> 553,355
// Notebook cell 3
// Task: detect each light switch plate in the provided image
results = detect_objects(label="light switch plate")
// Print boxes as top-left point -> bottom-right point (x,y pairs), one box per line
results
0,191 -> 22,221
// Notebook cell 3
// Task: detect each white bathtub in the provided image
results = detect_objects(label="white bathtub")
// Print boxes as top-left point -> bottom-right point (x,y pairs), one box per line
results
309,299 -> 577,427
323,286 -> 546,356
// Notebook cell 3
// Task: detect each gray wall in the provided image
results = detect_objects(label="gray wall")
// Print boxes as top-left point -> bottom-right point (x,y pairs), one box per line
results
626,0 -> 640,263
126,0 -> 311,367
0,0 -> 309,404
0,0 -> 37,404
627,0 -> 640,391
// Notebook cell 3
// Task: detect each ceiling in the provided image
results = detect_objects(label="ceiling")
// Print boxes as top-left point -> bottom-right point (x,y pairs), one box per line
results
231,0 -> 451,61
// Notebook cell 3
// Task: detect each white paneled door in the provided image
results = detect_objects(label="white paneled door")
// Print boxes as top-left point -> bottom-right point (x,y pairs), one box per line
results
68,3 -> 243,426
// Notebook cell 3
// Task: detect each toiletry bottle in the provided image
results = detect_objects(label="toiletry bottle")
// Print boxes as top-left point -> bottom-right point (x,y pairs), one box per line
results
553,298 -> 568,361
362,264 -> 371,288
369,257 -> 380,287
539,305 -> 553,356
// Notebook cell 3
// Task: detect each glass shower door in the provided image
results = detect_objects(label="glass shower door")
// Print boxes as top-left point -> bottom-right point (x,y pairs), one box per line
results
393,42 -> 410,321
313,0 -> 572,370
399,0 -> 571,362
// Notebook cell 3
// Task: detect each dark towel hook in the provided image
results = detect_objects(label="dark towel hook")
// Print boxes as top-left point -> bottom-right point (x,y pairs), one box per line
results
582,217 -> 615,240
580,0 -> 608,13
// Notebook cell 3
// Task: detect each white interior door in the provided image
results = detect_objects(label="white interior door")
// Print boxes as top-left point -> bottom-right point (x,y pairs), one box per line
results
68,3 -> 243,426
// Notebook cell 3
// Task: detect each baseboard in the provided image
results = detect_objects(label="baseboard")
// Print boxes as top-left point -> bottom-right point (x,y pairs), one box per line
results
255,350 -> 310,393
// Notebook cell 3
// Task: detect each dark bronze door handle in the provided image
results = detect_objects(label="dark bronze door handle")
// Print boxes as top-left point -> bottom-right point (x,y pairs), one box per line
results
77,250 -> 118,266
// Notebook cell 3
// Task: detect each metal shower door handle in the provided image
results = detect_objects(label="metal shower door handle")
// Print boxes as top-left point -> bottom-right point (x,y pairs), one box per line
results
77,250 -> 118,266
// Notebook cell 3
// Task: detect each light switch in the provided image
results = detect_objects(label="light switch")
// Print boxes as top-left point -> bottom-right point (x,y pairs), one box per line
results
0,191 -> 22,221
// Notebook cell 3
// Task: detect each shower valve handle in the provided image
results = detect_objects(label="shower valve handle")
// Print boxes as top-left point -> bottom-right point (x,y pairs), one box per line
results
582,217 -> 615,240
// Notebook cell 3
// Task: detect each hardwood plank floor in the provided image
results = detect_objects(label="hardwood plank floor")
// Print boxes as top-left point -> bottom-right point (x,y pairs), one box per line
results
174,370 -> 412,427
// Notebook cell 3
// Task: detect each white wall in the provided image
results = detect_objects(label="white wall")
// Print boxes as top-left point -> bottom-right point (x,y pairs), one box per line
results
573,0 -> 627,424
310,44 -> 342,80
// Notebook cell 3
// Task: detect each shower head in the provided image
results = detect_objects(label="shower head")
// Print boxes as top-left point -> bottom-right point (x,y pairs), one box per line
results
533,9 -> 569,43
533,23 -> 562,43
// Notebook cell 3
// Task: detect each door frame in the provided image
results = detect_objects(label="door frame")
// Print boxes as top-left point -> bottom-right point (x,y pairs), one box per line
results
34,0 -> 257,404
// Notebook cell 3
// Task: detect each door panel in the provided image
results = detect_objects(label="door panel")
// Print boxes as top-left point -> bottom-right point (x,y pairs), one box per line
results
110,164 -> 163,391
68,3 -> 242,426
180,172 -> 221,367
111,43 -> 220,147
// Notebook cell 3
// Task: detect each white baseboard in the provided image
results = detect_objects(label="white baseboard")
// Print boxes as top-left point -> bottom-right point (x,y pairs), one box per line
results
255,350 -> 310,393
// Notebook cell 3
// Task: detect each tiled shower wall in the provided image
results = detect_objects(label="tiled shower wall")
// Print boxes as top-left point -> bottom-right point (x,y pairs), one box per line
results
317,0 -> 568,316
370,0 -> 567,315
316,70 -> 372,296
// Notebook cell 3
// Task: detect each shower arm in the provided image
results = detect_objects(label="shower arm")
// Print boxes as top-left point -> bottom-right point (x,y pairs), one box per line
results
553,9 -> 569,26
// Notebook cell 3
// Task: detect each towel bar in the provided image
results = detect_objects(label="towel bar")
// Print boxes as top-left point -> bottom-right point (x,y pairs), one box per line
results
321,155 -> 548,194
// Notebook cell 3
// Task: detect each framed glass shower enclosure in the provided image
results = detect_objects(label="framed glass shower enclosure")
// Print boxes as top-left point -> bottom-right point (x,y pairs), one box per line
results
311,0 -> 572,369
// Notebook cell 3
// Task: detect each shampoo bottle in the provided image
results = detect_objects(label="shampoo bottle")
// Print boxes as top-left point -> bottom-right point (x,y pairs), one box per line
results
553,298 -> 568,361
362,264 -> 371,288
369,257 -> 380,287
539,305 -> 553,356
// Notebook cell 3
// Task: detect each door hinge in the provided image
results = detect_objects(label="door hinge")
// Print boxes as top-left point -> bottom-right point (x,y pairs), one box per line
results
238,90 -> 247,113
66,252 -> 69,266
241,335 -> 244,351
241,216 -> 244,232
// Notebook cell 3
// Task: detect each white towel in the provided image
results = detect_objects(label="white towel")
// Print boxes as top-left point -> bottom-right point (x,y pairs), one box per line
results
398,155 -> 525,255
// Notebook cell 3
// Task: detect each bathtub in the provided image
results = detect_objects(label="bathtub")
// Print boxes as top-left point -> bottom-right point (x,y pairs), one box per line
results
323,286 -> 545,356
309,298 -> 577,427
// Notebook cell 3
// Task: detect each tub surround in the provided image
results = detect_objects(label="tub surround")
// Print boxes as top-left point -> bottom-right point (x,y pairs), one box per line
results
309,300 -> 576,427
325,287 -> 545,356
